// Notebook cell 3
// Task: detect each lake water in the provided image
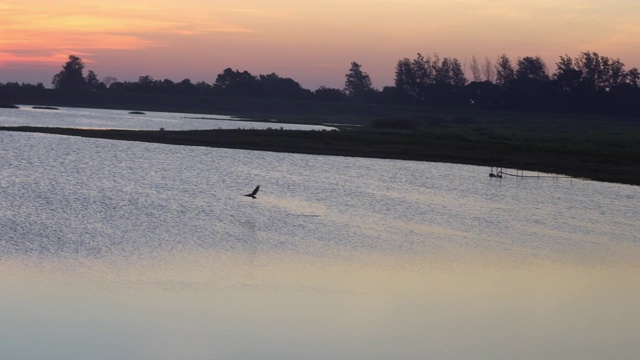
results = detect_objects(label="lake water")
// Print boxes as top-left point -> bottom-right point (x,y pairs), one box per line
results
0,109 -> 639,360
0,105 -> 334,131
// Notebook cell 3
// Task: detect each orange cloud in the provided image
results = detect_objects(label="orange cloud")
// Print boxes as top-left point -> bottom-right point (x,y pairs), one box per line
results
0,52 -> 70,67
0,0 -> 256,67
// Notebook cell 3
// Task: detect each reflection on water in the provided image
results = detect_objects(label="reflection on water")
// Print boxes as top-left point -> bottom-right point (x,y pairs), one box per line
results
0,105 -> 334,131
1,131 -> 639,360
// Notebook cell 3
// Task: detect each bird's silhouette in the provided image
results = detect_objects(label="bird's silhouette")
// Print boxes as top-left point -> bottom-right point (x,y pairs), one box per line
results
244,185 -> 260,199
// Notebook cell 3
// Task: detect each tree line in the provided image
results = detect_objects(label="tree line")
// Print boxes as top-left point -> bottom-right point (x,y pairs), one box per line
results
392,52 -> 639,115
2,52 -> 640,116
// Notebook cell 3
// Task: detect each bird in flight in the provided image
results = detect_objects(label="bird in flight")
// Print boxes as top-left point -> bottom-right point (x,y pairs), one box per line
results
244,185 -> 260,199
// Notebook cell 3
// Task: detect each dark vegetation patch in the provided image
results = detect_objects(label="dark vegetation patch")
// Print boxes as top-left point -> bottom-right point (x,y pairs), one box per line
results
32,106 -> 59,110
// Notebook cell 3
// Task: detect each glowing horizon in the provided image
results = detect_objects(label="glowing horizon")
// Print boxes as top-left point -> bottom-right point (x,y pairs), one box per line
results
1,0 -> 639,89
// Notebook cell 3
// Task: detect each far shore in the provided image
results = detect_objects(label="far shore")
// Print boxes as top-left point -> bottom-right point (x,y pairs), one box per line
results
1,125 -> 638,186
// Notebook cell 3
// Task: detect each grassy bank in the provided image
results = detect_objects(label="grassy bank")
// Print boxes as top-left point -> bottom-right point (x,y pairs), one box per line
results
2,119 -> 639,185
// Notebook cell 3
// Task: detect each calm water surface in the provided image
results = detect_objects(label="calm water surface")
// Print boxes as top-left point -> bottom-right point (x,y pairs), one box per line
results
0,105 -> 334,131
0,116 -> 639,359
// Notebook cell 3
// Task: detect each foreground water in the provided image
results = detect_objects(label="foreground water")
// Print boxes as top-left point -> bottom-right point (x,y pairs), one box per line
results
1,130 -> 639,359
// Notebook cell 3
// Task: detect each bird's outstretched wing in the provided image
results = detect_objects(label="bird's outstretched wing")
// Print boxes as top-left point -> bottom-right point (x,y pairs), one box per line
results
244,185 -> 260,198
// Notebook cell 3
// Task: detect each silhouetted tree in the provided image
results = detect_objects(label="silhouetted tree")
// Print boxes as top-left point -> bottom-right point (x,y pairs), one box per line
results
483,56 -> 496,83
513,56 -> 551,111
195,81 -> 214,95
552,51 -> 640,93
176,79 -> 199,95
573,51 -> 629,91
344,62 -> 373,99
495,54 -> 515,88
412,53 -> 434,99
394,54 -> 436,102
449,58 -> 467,87
432,54 -> 450,85
470,55 -> 482,82
394,58 -> 415,99
214,68 -> 260,97
137,75 -> 155,92
85,70 -> 100,91
259,73 -> 311,100
574,51 -> 605,91
102,76 -> 118,88
52,55 -> 87,90
393,53 -> 466,105
605,58 -> 627,90
160,79 -> 173,91
547,51 -> 640,114
430,55 -> 467,105
394,54 -> 435,101
553,55 -> 583,93
516,56 -> 549,82
627,68 -> 640,88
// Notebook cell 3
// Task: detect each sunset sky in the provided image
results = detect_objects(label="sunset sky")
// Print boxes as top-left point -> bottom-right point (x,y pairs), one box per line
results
1,0 -> 639,90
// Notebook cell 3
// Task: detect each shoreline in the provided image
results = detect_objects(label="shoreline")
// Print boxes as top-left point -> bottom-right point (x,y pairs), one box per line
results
2,126 -> 638,186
